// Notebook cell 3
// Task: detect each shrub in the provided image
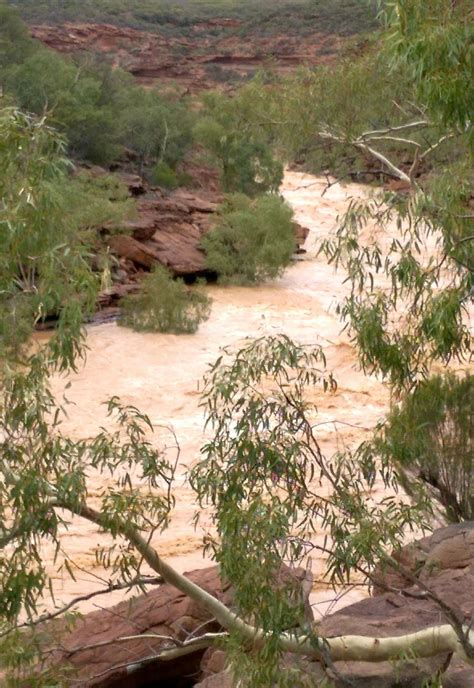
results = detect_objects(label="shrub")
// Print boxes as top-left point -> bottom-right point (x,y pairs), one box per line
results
202,193 -> 295,284
119,265 -> 212,334
374,373 -> 473,522
152,161 -> 179,189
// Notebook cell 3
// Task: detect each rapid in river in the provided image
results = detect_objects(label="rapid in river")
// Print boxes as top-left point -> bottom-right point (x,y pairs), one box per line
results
44,171 -> 392,619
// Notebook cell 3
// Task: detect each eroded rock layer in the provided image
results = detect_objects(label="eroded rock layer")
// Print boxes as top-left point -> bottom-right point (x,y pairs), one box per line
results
29,21 -> 346,93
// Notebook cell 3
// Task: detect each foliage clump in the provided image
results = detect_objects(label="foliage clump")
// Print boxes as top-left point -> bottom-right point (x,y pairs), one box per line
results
372,373 -> 473,523
0,4 -> 194,169
202,194 -> 295,284
119,265 -> 211,334
194,91 -> 283,195
0,107 -> 104,360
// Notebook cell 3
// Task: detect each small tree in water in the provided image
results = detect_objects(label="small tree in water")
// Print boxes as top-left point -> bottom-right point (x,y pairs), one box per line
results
119,265 -> 212,334
202,193 -> 296,284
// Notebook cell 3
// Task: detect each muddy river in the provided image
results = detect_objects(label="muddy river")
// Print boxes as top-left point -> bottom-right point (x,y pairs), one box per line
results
43,171 -> 394,619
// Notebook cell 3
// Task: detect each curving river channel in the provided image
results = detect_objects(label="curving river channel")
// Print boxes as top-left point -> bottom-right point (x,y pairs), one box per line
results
43,171 -> 392,620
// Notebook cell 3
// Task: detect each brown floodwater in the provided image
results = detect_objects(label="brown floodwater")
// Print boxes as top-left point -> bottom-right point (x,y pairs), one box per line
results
39,171 -> 407,619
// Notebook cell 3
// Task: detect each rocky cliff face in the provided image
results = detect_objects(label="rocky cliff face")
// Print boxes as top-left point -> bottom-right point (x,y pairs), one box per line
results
30,21 -> 345,92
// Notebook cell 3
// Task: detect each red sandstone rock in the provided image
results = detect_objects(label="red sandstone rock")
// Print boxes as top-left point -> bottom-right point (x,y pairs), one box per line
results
319,523 -> 474,687
108,234 -> 161,270
29,22 -> 344,93
293,221 -> 309,247
38,565 -> 312,688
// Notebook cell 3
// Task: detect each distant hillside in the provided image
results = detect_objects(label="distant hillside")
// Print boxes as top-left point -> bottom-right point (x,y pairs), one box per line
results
10,0 -> 379,39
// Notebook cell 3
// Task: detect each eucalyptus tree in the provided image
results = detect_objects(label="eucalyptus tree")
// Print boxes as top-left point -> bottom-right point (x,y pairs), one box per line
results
318,0 -> 473,389
194,90 -> 284,196
0,106 -> 472,687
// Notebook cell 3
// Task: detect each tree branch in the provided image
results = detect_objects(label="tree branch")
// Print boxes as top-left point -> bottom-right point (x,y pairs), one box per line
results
64,631 -> 227,659
318,130 -> 413,185
359,120 -> 430,139
420,133 -> 456,160
0,576 -> 163,640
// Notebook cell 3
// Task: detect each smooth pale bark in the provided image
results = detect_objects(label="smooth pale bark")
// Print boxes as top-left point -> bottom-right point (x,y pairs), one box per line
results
322,625 -> 473,663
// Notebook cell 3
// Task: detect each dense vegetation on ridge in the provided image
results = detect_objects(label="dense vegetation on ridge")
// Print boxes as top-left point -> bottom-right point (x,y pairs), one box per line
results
0,0 -> 472,685
8,0 -> 379,38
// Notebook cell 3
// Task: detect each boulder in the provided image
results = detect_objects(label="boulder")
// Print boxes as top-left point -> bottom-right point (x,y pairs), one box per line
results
119,173 -> 146,196
106,192 -> 221,276
373,522 -> 474,593
108,235 -> 160,270
42,567 -> 231,688
293,221 -> 309,249
170,191 -> 218,214
40,565 -> 312,688
319,523 -> 474,687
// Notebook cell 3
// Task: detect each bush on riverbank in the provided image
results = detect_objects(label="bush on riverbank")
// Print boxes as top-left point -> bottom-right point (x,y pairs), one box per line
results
202,193 -> 295,284
119,265 -> 212,334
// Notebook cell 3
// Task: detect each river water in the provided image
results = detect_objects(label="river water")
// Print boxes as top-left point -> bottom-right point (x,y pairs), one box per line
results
43,171 -> 392,619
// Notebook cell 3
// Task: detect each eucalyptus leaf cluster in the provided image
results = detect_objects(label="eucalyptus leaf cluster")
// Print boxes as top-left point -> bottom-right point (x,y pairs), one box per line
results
191,335 -> 428,682
367,372 -> 473,523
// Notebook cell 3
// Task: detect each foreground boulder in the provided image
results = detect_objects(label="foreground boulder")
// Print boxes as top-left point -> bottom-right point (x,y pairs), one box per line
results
35,525 -> 474,687
318,522 -> 474,687
39,566 -> 311,688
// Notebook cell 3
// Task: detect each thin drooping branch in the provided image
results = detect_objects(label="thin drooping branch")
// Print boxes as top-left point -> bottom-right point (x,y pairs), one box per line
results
0,576 -> 163,640
383,552 -> 474,660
